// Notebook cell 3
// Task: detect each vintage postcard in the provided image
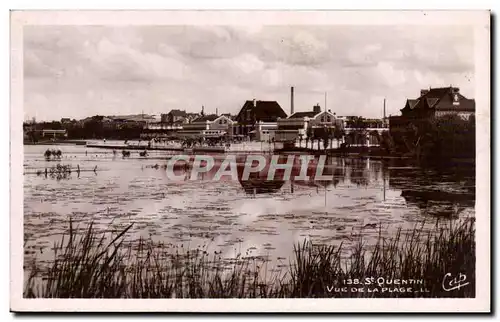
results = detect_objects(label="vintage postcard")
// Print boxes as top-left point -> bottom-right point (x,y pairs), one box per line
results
10,10 -> 491,313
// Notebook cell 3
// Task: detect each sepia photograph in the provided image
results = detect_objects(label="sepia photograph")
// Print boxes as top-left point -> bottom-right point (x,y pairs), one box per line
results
10,9 -> 491,313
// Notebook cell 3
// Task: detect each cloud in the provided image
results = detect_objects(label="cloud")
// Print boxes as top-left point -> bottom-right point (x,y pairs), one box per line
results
24,49 -> 57,78
87,37 -> 190,82
23,25 -> 475,121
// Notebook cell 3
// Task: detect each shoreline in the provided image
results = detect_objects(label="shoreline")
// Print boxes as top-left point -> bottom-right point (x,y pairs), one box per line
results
22,141 -> 476,165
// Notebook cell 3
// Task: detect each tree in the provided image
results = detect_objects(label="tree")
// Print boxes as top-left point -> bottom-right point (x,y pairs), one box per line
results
319,127 -> 332,153
346,116 -> 368,147
306,127 -> 313,150
333,127 -> 345,148
83,115 -> 105,139
346,116 -> 366,129
398,114 -> 475,163
379,131 -> 396,154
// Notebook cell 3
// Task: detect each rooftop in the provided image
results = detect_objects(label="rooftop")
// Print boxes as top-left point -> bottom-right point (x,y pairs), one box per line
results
168,109 -> 187,117
192,114 -> 219,122
406,86 -> 475,111
288,111 -> 319,119
237,100 -> 288,122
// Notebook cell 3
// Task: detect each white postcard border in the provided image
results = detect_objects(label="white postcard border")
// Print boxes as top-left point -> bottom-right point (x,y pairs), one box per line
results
9,9 -> 491,313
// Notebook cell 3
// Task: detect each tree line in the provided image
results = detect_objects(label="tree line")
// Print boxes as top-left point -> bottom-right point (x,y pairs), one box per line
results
293,114 -> 475,165
393,114 -> 475,163
24,116 -> 145,142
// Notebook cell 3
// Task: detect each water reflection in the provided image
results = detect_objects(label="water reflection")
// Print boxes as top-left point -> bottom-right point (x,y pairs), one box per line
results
387,162 -> 475,218
170,153 -> 475,217
400,190 -> 474,218
23,146 -> 476,274
178,154 -> 342,193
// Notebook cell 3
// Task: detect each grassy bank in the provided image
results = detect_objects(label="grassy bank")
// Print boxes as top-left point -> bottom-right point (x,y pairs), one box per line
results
24,218 -> 475,298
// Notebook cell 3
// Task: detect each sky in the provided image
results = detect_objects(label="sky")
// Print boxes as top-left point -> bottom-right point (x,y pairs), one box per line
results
23,25 -> 475,122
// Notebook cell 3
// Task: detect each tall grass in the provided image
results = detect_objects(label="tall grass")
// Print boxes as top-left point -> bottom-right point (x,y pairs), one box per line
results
24,218 -> 475,298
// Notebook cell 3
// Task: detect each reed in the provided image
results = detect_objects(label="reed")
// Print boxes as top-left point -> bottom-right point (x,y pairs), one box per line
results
24,218 -> 475,298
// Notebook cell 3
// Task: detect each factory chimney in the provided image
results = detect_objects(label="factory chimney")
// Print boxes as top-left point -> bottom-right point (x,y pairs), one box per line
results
290,86 -> 294,115
383,98 -> 386,120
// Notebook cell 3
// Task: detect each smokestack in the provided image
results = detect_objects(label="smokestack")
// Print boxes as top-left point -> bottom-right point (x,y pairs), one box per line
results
383,98 -> 387,127
291,86 -> 294,115
324,92 -> 327,111
216,107 -> 218,116
253,99 -> 256,107
383,98 -> 386,120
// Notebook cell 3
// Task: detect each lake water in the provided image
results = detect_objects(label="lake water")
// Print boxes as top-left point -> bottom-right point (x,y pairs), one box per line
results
23,144 -> 475,270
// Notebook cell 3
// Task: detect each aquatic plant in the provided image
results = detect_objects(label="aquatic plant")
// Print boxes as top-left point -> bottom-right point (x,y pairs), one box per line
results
24,218 -> 475,298
35,164 -> 73,180
44,149 -> 63,160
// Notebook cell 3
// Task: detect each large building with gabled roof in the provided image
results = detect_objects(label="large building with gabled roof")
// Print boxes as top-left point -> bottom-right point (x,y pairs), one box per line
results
399,86 -> 475,120
389,85 -> 476,150
234,99 -> 288,140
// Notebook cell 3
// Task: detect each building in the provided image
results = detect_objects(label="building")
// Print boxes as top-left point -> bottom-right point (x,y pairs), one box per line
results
104,114 -> 156,128
42,129 -> 67,139
186,112 -> 201,123
160,113 -> 169,123
221,113 -> 235,121
343,116 -> 388,147
234,99 -> 288,140
176,114 -> 235,139
163,109 -> 188,124
400,86 -> 475,120
143,122 -> 183,131
275,104 -> 342,142
389,85 -> 475,135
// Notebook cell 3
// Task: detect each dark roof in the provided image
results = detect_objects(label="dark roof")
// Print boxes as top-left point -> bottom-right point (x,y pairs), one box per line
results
168,109 -> 187,117
423,87 -> 455,98
288,111 -> 319,119
107,114 -> 155,122
236,100 -> 288,122
192,114 -> 219,122
406,86 -> 475,112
